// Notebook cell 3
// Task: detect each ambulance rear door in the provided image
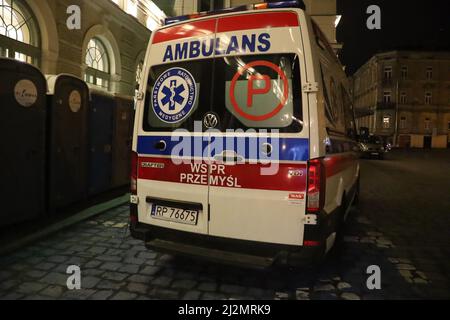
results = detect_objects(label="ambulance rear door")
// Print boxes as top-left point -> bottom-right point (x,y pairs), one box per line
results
136,18 -> 219,236
206,10 -> 310,246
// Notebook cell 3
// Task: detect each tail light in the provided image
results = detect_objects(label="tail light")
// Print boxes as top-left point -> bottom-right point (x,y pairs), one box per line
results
307,158 -> 325,213
131,151 -> 138,195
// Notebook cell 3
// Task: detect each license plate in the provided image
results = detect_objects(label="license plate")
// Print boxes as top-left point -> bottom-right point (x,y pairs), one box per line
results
151,205 -> 199,226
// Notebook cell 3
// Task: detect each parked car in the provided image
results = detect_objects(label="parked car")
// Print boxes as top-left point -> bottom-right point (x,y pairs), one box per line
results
359,135 -> 386,159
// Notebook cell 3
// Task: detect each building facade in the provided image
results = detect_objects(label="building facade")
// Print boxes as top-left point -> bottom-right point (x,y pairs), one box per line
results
0,0 -> 166,97
352,51 -> 450,149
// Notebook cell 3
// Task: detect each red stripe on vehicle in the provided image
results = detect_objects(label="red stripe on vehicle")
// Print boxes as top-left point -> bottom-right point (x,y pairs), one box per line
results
153,19 -> 216,44
217,12 -> 299,33
138,157 -> 307,192
324,154 -> 358,178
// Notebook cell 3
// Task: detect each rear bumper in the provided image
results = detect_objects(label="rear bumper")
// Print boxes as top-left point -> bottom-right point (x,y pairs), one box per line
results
131,224 -> 324,269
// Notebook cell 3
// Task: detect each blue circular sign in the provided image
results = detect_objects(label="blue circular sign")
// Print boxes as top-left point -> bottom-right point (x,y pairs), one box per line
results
152,67 -> 197,124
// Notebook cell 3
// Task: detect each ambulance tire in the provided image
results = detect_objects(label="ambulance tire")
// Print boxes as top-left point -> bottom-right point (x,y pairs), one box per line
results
329,195 -> 347,258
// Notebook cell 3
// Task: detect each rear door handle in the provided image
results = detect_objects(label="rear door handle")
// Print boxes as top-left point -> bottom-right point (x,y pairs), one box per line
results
213,151 -> 244,163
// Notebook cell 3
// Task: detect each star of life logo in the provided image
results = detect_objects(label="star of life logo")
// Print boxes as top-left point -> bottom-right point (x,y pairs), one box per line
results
152,67 -> 197,124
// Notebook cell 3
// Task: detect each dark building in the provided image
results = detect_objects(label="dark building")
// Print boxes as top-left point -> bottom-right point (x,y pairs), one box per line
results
352,51 -> 450,148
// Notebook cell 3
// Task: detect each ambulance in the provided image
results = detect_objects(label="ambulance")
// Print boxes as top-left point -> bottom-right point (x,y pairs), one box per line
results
130,0 -> 360,268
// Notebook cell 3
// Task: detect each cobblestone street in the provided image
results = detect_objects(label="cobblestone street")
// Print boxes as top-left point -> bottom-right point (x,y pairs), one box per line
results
0,150 -> 449,300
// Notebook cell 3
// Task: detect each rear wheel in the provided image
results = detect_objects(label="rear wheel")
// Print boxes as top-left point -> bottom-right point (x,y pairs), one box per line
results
327,196 -> 347,259
335,196 -> 347,243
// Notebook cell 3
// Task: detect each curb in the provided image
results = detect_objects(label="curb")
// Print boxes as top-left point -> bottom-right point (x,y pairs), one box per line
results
0,194 -> 130,256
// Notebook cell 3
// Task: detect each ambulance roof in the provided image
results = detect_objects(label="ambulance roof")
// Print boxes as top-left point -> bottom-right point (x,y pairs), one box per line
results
163,0 -> 306,27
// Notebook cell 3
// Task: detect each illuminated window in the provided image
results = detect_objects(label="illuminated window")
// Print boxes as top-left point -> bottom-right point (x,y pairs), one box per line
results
400,116 -> 407,129
425,92 -> 432,105
0,0 -> 40,65
383,91 -> 392,104
384,66 -> 392,80
383,116 -> 391,129
84,38 -> 110,90
400,92 -> 407,104
401,66 -> 408,80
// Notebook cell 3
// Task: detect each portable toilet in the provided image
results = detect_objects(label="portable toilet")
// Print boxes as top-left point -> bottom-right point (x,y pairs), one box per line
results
46,74 -> 89,211
88,89 -> 114,196
0,58 -> 47,227
112,94 -> 135,188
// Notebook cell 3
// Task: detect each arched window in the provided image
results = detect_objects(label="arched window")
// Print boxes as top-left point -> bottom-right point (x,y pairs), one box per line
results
0,0 -> 40,65
84,37 -> 110,90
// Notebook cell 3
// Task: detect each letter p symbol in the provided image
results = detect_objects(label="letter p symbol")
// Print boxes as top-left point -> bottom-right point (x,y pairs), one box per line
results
247,75 -> 271,107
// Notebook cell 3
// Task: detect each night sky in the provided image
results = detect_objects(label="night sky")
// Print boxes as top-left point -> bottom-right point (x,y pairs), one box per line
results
337,0 -> 450,74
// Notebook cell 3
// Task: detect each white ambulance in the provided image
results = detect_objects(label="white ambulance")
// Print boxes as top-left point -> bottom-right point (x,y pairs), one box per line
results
130,1 -> 360,268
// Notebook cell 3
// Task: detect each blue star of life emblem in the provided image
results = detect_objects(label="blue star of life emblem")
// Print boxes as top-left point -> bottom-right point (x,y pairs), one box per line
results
152,67 -> 197,124
161,80 -> 185,111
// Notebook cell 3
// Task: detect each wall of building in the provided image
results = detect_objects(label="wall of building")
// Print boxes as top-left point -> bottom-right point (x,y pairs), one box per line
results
20,0 -> 152,96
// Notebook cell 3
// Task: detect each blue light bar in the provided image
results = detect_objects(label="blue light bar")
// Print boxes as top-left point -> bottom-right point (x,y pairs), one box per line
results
267,1 -> 305,10
164,0 -> 306,26
164,15 -> 190,25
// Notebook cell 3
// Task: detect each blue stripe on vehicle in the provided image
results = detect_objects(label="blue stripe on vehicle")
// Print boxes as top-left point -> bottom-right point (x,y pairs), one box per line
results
137,135 -> 310,162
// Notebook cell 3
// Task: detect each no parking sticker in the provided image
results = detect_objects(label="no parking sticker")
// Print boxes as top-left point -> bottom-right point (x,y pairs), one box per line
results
229,60 -> 289,122
152,67 -> 197,124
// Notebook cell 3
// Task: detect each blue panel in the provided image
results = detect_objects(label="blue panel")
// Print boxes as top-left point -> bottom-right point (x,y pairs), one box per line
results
137,135 -> 310,162
88,92 -> 114,196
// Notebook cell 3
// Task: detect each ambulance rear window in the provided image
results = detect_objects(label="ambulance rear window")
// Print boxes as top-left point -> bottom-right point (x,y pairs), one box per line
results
143,53 -> 302,132
216,54 -> 302,132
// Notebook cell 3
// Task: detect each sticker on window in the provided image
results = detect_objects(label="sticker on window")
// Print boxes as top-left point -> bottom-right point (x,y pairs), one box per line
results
225,60 -> 294,128
152,67 -> 198,124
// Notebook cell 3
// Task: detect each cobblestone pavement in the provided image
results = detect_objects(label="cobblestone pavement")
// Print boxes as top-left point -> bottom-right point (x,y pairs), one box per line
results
0,150 -> 449,300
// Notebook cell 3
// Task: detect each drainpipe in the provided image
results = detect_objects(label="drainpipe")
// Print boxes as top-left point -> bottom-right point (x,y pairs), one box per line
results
394,80 -> 400,147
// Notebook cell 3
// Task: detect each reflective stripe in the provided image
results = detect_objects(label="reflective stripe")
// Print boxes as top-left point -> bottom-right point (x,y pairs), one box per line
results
153,19 -> 216,44
137,136 -> 309,162
153,12 -> 299,45
217,12 -> 299,33
138,157 -> 307,192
